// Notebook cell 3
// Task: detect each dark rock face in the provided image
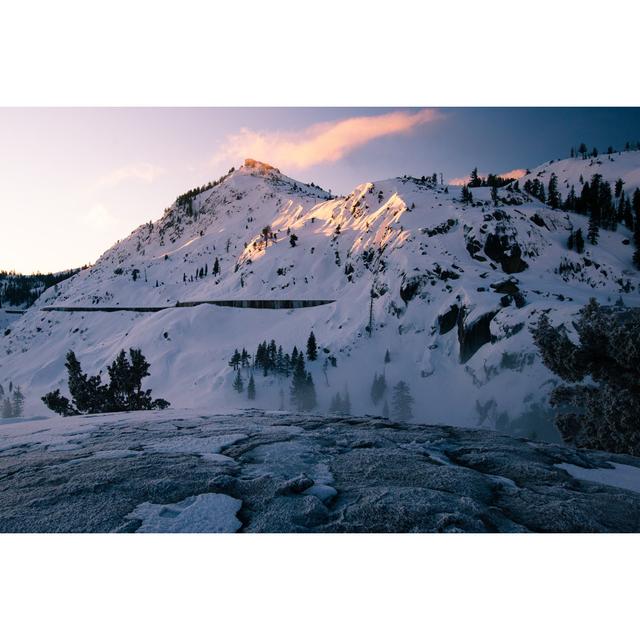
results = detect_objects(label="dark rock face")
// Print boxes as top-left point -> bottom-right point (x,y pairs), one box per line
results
1,411 -> 639,533
484,233 -> 528,274
529,213 -> 548,229
457,309 -> 498,363
466,238 -> 487,261
438,305 -> 459,335
400,276 -> 424,304
491,279 -> 520,295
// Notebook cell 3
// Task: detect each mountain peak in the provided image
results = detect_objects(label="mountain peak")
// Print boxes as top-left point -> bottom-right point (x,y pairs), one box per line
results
242,158 -> 280,174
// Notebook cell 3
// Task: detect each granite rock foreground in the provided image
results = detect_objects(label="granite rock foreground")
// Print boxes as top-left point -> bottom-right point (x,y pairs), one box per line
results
1,410 -> 640,533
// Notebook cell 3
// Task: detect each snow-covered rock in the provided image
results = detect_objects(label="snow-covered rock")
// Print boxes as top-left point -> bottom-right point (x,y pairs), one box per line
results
1,410 -> 639,532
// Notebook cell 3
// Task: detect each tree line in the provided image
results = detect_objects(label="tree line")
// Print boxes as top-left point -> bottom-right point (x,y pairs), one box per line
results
0,268 -> 82,308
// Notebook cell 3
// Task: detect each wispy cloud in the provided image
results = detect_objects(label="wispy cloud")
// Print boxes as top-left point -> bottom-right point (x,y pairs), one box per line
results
98,162 -> 166,187
79,203 -> 119,232
213,109 -> 442,170
449,168 -> 526,186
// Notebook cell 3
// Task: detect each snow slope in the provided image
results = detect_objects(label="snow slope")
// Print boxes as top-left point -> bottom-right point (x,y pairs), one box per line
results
2,158 -> 639,440
525,149 -> 640,198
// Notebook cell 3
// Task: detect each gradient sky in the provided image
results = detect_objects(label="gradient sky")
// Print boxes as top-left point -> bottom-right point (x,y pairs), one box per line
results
2,107 -> 639,273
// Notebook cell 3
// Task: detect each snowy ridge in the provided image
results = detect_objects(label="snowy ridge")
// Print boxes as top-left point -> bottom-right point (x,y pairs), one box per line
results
525,149 -> 640,198
2,157 -> 640,440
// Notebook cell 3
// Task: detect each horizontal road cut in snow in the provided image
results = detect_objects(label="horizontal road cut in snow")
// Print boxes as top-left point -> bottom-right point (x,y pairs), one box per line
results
41,299 -> 336,312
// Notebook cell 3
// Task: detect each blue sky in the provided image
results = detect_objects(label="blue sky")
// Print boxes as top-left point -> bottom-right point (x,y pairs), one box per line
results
1,107 -> 639,273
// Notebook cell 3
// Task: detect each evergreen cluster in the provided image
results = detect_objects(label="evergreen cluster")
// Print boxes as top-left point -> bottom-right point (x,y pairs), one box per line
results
0,268 -> 82,308
460,185 -> 473,204
521,172 -> 640,255
467,168 -> 513,189
532,300 -> 640,455
566,228 -> 585,254
229,332 -> 320,411
182,257 -> 220,284
569,141 -> 640,159
370,372 -> 387,405
329,389 -> 351,414
174,167 -> 234,208
42,350 -> 170,416
229,332 -> 319,377
370,368 -> 414,422
0,382 -> 25,419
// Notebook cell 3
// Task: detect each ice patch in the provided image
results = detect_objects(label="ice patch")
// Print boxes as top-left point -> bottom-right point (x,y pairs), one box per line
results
304,483 -> 338,503
126,493 -> 243,533
556,462 -> 640,494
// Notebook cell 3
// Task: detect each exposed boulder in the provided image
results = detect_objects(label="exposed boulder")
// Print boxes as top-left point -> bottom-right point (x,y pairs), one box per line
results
458,308 -> 498,363
484,233 -> 528,274
490,278 -> 520,295
438,304 -> 460,335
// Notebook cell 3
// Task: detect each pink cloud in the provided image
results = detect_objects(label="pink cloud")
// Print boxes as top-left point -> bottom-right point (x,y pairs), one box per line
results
449,168 -> 527,186
213,109 -> 442,170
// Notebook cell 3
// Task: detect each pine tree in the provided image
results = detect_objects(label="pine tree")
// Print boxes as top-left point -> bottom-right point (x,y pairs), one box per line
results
11,386 -> 24,417
228,349 -> 241,370
233,369 -> 244,393
213,257 -> 220,276
469,167 -> 482,188
304,373 -> 317,411
329,392 -> 342,414
567,231 -> 574,251
460,185 -> 473,204
588,211 -> 600,245
306,331 -> 318,361
491,185 -> 498,205
290,353 -> 307,411
574,228 -> 585,254
276,346 -> 285,375
247,372 -> 256,400
547,174 -> 560,209
370,372 -> 387,405
617,192 -> 626,223
615,178 -> 625,198
391,381 -> 414,422
624,200 -> 633,229
342,388 -> 351,414
2,398 -> 13,419
384,349 -> 391,364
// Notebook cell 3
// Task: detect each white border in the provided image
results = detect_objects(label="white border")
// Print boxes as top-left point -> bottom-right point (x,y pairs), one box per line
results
1,2 -> 638,637
0,0 -> 639,106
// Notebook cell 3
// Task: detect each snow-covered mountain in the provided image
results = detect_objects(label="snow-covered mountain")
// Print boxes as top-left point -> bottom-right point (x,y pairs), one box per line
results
2,157 -> 639,440
525,148 -> 640,198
